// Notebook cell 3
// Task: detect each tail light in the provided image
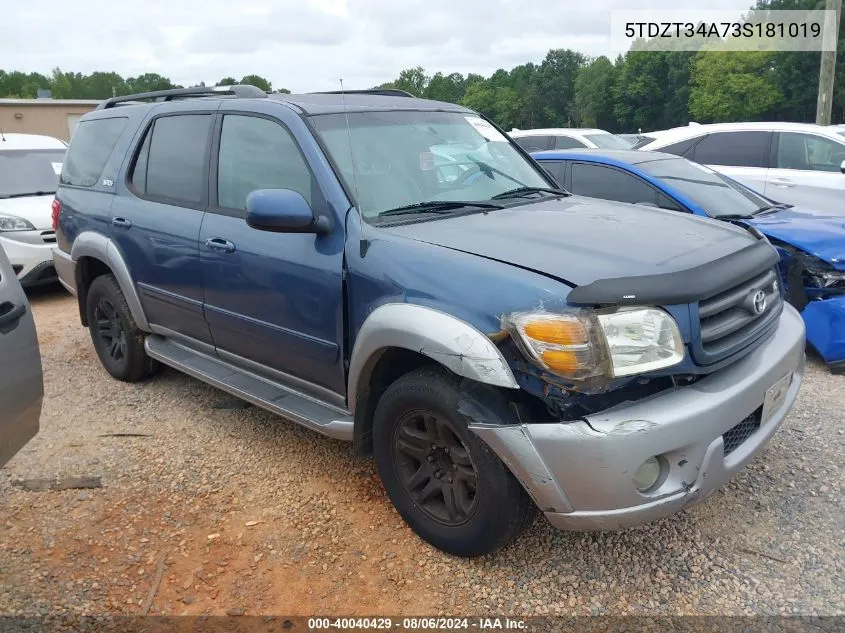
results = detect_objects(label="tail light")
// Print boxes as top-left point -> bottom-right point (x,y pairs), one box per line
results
51,198 -> 62,231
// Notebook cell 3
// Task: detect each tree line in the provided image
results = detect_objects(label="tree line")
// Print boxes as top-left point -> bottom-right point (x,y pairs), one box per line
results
379,0 -> 845,132
0,69 -> 285,101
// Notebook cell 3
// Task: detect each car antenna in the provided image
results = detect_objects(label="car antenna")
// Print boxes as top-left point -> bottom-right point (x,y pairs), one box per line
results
339,78 -> 369,257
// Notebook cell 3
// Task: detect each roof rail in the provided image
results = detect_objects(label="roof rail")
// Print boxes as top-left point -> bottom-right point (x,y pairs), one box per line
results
96,84 -> 267,110
312,89 -> 416,98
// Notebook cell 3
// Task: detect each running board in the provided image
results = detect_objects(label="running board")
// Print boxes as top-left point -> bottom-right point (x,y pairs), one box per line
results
144,335 -> 354,441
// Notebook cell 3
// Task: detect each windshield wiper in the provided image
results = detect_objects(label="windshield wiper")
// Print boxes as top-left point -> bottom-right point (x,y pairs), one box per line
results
716,213 -> 755,220
378,200 -> 505,217
753,203 -> 793,215
492,186 -> 569,200
0,191 -> 56,199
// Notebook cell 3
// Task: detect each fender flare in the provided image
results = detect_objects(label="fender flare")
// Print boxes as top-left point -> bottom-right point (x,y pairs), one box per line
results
71,231 -> 151,332
347,303 -> 518,413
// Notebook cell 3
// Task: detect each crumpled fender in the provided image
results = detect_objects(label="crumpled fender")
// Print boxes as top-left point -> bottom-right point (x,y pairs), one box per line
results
802,296 -> 845,367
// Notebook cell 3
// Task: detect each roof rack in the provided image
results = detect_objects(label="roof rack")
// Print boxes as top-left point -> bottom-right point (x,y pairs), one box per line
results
311,89 -> 416,98
96,85 -> 267,110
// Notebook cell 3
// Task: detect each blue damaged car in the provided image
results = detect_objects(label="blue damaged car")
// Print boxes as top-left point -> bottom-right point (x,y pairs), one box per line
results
53,86 -> 805,557
533,149 -> 845,374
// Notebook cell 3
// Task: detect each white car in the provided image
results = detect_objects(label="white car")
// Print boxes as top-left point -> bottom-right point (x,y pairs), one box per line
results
510,128 -> 633,152
0,133 -> 66,287
637,122 -> 845,213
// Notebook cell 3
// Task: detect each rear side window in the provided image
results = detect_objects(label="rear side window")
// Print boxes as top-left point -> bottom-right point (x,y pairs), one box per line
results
691,131 -> 771,168
554,135 -> 586,149
61,117 -> 127,187
216,115 -> 314,210
570,162 -> 658,205
514,136 -> 553,151
130,114 -> 212,205
655,136 -> 701,157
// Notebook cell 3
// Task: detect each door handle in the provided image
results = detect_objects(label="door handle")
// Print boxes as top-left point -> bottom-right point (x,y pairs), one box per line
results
111,217 -> 132,228
0,301 -> 26,332
770,178 -> 795,188
205,237 -> 236,253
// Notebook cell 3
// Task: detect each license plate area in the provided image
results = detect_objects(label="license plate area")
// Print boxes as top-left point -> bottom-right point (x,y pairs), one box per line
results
762,372 -> 793,426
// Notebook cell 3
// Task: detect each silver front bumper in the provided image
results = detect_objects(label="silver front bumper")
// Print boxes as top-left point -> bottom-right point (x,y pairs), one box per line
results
471,303 -> 806,531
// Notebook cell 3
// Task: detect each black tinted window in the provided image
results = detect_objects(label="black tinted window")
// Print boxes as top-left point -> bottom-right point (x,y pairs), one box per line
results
554,135 -> 586,149
570,163 -> 657,205
539,160 -> 566,186
132,115 -> 211,204
515,136 -> 553,151
656,136 -> 701,157
61,117 -> 127,187
691,131 -> 771,168
217,115 -> 313,210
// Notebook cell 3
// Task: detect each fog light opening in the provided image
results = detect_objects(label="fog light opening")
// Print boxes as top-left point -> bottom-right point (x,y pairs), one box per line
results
633,456 -> 665,493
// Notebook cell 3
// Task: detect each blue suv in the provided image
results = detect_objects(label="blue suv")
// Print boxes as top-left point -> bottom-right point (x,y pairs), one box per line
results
53,86 -> 806,556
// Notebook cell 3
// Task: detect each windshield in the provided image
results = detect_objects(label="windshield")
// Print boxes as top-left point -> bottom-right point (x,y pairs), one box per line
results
637,156 -> 772,217
584,133 -> 633,149
310,110 -> 551,219
0,149 -> 65,198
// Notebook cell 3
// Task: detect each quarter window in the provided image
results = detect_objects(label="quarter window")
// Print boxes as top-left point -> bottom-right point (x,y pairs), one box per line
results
130,114 -> 212,204
216,115 -> 313,210
61,117 -> 127,187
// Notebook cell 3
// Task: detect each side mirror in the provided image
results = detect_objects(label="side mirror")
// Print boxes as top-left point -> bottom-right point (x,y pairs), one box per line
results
840,159 -> 845,174
245,189 -> 332,235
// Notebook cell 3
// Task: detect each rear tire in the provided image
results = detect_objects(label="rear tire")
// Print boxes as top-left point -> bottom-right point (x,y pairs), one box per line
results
373,366 -> 534,557
85,274 -> 157,382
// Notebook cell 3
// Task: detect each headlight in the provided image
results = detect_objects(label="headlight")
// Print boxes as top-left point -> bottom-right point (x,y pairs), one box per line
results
804,262 -> 845,289
0,214 -> 36,232
503,307 -> 684,383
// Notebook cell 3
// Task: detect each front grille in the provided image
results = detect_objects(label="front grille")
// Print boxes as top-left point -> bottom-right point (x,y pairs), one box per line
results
723,409 -> 761,456
697,267 -> 781,357
40,230 -> 56,244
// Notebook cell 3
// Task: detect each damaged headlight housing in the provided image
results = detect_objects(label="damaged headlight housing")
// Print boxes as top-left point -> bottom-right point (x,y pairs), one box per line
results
503,307 -> 685,383
803,260 -> 845,290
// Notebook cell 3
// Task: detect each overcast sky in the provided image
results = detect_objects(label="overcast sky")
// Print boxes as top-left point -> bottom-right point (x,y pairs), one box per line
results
3,0 -> 754,92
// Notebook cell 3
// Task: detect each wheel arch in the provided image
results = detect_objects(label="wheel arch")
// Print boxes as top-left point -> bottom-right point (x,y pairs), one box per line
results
348,303 -> 519,455
70,231 -> 150,331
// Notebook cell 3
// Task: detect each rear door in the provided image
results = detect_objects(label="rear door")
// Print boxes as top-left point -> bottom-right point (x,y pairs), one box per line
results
766,131 -> 845,209
688,131 -> 772,194
110,105 -> 215,344
0,246 -> 42,467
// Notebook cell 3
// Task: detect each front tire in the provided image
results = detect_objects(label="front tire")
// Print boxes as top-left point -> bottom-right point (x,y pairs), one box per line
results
373,367 -> 534,557
85,274 -> 157,382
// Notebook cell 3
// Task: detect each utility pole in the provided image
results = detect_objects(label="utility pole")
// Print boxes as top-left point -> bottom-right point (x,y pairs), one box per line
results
816,0 -> 842,125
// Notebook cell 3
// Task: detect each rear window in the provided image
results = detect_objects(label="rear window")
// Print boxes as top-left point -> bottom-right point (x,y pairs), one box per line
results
61,117 -> 128,187
583,133 -> 632,149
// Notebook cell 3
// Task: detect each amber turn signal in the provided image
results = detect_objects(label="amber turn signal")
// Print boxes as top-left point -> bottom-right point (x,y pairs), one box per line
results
523,319 -> 588,345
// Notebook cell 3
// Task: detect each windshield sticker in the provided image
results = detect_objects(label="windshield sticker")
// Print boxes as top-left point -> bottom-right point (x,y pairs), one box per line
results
419,152 -> 435,171
51,162 -> 63,175
464,116 -> 508,143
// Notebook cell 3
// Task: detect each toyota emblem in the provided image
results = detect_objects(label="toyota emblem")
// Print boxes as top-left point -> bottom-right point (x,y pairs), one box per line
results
752,290 -> 767,315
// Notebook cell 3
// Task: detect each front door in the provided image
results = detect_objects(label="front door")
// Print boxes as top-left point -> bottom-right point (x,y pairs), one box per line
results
200,109 -> 345,395
110,107 -> 215,344
0,247 -> 42,466
765,132 -> 845,210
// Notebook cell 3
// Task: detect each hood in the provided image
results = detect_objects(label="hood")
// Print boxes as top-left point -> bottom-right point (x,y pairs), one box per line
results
381,196 -> 758,288
749,206 -> 845,271
0,195 -> 54,230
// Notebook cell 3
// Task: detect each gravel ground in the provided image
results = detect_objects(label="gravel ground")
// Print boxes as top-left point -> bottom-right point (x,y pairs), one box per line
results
0,287 -> 843,617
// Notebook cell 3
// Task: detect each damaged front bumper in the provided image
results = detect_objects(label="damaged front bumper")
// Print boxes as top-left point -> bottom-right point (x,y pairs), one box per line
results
471,303 -> 806,531
802,295 -> 845,373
